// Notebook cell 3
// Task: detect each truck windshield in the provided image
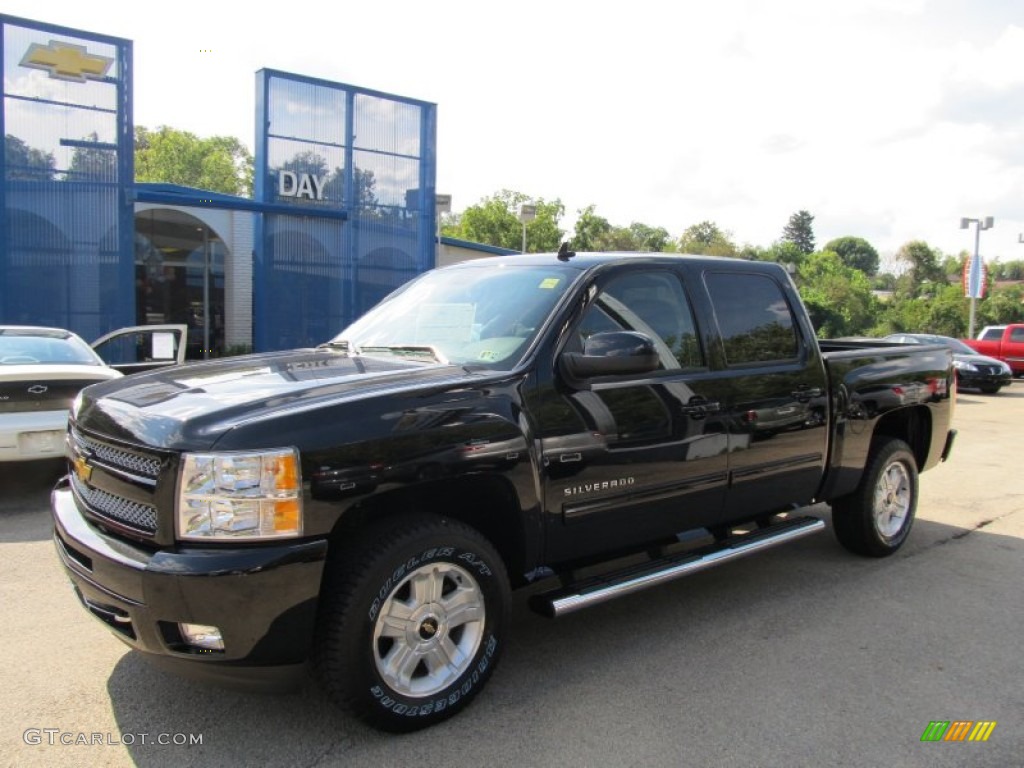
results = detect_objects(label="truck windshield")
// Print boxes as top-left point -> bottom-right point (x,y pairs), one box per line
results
332,264 -> 578,369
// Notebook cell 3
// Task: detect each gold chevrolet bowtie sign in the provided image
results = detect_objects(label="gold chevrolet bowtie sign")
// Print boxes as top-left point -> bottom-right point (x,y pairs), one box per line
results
20,40 -> 113,83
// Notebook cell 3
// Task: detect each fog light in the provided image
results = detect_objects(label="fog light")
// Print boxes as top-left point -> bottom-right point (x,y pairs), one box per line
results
179,623 -> 224,651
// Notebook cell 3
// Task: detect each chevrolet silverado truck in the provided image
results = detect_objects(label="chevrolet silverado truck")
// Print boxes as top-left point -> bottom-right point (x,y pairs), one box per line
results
52,252 -> 956,732
965,324 -> 1024,375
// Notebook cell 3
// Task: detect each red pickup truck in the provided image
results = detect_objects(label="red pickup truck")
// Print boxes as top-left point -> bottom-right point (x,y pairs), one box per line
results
965,325 -> 1024,375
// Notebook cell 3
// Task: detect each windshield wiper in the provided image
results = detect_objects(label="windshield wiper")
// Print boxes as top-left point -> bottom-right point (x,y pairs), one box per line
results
357,344 -> 448,364
316,339 -> 350,351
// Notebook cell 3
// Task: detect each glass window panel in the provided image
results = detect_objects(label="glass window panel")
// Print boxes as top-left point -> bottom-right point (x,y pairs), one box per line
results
705,273 -> 799,365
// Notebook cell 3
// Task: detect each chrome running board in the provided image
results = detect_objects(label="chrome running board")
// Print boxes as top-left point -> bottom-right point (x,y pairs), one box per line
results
530,516 -> 825,618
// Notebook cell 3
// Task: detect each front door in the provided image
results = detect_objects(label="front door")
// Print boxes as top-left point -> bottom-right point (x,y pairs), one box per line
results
534,267 -> 730,565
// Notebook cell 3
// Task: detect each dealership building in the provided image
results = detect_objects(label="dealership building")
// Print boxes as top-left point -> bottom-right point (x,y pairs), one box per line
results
1,14 -> 512,357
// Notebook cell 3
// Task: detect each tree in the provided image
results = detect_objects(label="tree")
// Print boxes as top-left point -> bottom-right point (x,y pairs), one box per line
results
443,190 -> 564,252
135,125 -> 253,196
782,210 -> 815,255
572,206 -> 671,252
572,205 -> 613,251
677,220 -> 737,256
759,240 -> 807,267
894,240 -> 947,298
627,222 -> 671,253
823,236 -> 879,276
796,250 -> 878,337
68,132 -> 116,182
5,135 -> 56,180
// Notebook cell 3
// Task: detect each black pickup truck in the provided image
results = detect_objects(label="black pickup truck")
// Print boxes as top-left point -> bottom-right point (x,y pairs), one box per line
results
52,252 -> 956,731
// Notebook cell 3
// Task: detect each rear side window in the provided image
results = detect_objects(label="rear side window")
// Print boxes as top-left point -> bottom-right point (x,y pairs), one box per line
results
982,327 -> 1004,340
705,272 -> 799,365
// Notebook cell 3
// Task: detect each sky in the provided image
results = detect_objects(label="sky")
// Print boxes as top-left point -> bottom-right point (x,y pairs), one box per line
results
4,0 -> 1023,266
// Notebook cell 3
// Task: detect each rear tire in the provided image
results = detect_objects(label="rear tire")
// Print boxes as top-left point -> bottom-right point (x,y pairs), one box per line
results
832,438 -> 918,557
313,513 -> 509,732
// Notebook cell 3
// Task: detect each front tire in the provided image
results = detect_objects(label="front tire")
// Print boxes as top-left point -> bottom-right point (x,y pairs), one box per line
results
314,514 -> 509,732
831,438 -> 918,557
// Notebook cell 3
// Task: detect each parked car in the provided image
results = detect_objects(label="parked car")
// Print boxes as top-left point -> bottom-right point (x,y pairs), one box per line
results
885,333 -> 1012,393
964,324 -> 1024,376
0,326 -> 124,462
0,324 -> 187,462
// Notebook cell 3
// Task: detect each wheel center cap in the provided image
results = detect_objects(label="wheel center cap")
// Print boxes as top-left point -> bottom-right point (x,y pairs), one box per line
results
419,617 -> 439,640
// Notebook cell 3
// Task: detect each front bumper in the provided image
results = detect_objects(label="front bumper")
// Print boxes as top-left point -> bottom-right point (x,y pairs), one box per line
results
957,370 -> 1012,390
52,480 -> 328,691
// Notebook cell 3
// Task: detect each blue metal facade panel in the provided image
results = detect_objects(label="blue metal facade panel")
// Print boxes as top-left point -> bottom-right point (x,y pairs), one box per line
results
254,69 -> 437,350
1,15 -> 133,339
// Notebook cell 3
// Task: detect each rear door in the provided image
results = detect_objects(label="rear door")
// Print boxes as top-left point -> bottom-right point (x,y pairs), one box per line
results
700,269 -> 829,521
91,325 -> 187,374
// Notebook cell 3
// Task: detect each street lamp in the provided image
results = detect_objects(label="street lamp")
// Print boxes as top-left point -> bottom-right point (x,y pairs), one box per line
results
960,216 -> 994,338
519,204 -> 537,254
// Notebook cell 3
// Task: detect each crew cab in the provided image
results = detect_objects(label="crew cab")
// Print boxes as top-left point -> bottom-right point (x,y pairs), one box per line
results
51,252 -> 956,732
965,324 -> 1024,375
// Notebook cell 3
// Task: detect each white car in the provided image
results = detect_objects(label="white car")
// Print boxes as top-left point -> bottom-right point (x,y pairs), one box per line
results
0,324 -> 187,461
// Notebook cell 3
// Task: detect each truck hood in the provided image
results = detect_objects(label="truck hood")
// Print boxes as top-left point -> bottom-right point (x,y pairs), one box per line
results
73,348 -> 480,449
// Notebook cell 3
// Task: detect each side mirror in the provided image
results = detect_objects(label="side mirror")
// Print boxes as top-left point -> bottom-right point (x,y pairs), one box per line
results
559,331 -> 660,387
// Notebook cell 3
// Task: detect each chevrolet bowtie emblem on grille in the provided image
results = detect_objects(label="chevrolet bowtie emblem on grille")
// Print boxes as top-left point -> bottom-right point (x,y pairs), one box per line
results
20,40 -> 114,83
73,454 -> 93,483
28,385 -> 48,394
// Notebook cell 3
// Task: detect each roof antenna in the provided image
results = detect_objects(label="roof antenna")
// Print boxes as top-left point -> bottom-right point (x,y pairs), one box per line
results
557,241 -> 576,261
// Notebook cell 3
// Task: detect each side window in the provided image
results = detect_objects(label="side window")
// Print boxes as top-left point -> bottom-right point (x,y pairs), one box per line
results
983,327 -> 1004,340
579,271 -> 703,369
705,272 -> 799,365
1010,327 -> 1024,343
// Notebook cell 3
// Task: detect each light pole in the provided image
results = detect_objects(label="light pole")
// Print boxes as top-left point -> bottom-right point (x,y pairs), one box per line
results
960,216 -> 994,338
519,204 -> 536,254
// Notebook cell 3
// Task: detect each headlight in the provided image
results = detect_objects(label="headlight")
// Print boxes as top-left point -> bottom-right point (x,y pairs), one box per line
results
952,360 -> 977,372
177,448 -> 302,541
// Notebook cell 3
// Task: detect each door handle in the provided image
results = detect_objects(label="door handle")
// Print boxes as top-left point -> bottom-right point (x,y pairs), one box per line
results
683,397 -> 720,420
792,387 -> 823,402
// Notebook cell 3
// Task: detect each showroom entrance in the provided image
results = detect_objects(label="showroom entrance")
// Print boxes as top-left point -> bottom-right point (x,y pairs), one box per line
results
134,209 -> 226,360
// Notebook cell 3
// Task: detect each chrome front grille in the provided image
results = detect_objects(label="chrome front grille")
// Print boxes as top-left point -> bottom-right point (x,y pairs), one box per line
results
70,428 -> 162,480
70,472 -> 158,533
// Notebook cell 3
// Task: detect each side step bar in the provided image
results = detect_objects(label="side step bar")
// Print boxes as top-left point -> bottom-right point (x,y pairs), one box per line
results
529,516 -> 825,618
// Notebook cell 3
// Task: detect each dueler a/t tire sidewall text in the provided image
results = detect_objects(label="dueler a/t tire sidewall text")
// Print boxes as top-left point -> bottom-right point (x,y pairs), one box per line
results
315,516 -> 509,732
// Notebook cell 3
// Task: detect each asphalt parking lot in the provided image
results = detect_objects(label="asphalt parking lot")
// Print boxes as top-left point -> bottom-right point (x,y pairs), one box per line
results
2,387 -> 1021,768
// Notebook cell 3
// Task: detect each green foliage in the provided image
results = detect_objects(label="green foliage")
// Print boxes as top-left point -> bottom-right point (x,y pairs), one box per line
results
822,236 -> 879,276
135,125 -> 253,196
795,251 -> 878,337
782,210 -> 815,254
678,220 -> 737,256
759,240 -> 807,267
442,190 -> 564,252
5,134 -> 55,180
894,240 -> 948,298
68,132 -> 116,181
989,260 -> 1024,281
572,206 -> 671,252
